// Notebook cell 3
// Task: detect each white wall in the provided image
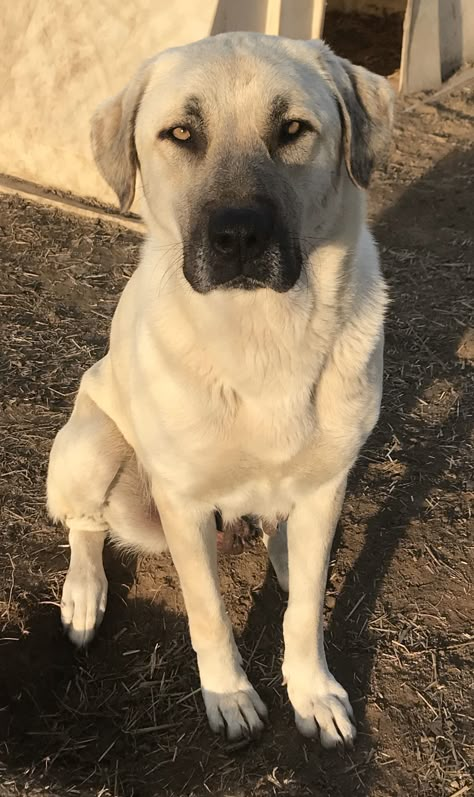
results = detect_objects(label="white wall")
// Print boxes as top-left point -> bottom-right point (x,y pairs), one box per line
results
0,1 -> 220,207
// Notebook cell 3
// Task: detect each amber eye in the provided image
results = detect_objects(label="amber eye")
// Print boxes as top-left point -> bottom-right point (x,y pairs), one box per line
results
171,126 -> 191,142
280,119 -> 308,145
286,120 -> 301,136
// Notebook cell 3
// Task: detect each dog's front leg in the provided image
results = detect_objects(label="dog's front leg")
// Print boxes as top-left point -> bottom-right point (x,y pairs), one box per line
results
153,484 -> 267,740
283,472 -> 356,749
61,526 -> 108,647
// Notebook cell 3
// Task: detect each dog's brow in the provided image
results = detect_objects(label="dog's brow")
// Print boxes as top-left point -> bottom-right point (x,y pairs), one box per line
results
269,94 -> 290,127
184,96 -> 205,126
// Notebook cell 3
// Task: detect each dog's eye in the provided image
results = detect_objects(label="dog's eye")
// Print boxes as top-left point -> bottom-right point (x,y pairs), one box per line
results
286,120 -> 301,136
279,120 -> 307,145
158,126 -> 195,147
171,126 -> 191,142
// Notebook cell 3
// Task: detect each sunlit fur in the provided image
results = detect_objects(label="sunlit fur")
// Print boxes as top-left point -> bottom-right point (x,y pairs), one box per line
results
47,33 -> 393,747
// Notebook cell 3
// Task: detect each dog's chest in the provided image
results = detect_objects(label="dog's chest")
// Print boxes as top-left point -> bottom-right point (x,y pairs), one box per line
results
162,378 -> 319,513
131,314 -> 332,507
233,389 -> 316,463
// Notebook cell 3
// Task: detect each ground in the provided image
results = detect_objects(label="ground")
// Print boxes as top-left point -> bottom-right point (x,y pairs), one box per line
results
0,84 -> 473,797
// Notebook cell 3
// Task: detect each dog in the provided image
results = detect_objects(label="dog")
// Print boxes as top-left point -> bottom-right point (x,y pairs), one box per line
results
47,32 -> 393,748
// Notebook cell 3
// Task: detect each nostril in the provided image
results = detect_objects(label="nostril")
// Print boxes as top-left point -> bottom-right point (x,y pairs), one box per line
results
246,232 -> 258,249
214,232 -> 235,253
209,206 -> 274,261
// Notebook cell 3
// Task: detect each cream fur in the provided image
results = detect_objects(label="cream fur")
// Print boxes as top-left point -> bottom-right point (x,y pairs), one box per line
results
47,32 -> 392,748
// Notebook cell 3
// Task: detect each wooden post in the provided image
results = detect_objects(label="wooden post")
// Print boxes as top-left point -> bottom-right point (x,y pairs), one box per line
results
400,0 -> 442,94
311,0 -> 327,39
265,0 -> 282,35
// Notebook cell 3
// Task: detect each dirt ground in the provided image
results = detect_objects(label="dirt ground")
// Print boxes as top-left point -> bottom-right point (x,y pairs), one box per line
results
1,83 -> 473,797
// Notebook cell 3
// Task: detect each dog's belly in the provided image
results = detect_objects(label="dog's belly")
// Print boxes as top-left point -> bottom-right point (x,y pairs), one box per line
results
217,477 -> 295,525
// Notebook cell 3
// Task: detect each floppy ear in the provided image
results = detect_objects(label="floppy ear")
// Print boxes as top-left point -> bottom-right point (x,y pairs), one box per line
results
321,46 -> 394,189
91,59 -> 154,212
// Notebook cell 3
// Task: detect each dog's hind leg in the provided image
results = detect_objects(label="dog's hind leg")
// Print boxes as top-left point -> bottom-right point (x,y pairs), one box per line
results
105,456 -> 168,556
47,386 -> 130,646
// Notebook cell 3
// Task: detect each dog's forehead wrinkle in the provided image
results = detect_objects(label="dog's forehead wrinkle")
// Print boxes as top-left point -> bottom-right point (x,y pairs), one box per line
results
184,95 -> 204,122
269,93 -> 291,127
153,45 -> 322,123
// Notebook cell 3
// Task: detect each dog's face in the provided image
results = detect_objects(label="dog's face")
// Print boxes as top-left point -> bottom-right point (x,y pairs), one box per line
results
92,34 -> 393,294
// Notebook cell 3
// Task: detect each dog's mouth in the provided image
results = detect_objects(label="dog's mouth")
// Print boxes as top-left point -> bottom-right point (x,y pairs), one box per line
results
215,271 -> 298,293
183,244 -> 303,295
219,274 -> 268,291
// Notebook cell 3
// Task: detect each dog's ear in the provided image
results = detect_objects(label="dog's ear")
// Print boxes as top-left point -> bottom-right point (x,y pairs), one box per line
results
319,45 -> 394,189
91,59 -> 154,212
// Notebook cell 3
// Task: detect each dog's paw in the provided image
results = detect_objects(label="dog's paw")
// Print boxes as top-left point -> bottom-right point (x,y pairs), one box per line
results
285,671 -> 356,748
61,565 -> 108,647
203,686 -> 268,741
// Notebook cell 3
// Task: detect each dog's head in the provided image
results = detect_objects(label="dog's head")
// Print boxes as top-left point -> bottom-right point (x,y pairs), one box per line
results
92,34 -> 393,294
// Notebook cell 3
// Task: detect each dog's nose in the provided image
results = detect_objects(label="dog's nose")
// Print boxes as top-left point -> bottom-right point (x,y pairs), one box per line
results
208,206 -> 273,263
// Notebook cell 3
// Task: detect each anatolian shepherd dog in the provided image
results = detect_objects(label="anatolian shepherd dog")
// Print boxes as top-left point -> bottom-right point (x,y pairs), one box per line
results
47,32 -> 393,748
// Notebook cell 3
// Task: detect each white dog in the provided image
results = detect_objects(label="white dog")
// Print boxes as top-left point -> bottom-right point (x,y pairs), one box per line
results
47,32 -> 393,748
